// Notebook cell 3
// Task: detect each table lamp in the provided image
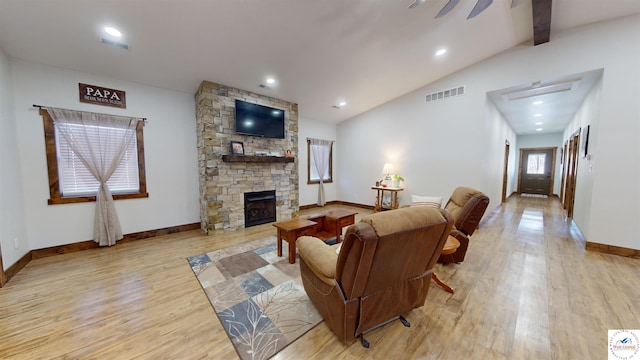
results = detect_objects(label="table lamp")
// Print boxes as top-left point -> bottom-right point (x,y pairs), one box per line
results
382,163 -> 394,184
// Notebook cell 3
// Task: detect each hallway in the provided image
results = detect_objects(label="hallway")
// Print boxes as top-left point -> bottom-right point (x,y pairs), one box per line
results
429,194 -> 640,359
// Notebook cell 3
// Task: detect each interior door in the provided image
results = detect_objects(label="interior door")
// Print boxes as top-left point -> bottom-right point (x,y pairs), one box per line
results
519,148 -> 554,195
502,141 -> 510,203
560,141 -> 567,204
564,130 -> 581,218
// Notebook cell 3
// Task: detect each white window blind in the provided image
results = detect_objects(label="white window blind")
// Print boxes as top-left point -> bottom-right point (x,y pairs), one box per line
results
55,123 -> 139,197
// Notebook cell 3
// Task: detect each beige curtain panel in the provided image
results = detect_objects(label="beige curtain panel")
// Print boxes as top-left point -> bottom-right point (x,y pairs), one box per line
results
48,107 -> 139,246
309,138 -> 333,206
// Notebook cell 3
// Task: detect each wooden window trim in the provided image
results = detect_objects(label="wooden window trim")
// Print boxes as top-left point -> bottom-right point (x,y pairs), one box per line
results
41,109 -> 148,205
306,139 -> 333,185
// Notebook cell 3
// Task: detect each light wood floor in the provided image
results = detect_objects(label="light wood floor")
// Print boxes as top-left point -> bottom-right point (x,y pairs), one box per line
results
1,195 -> 639,359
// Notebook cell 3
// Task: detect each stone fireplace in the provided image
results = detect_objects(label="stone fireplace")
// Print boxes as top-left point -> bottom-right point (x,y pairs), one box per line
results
195,81 -> 299,234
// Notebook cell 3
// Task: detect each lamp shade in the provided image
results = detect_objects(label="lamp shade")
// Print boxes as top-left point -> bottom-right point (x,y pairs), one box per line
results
382,163 -> 395,175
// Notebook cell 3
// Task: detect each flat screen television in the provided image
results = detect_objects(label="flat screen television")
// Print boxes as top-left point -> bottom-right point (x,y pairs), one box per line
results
235,99 -> 285,139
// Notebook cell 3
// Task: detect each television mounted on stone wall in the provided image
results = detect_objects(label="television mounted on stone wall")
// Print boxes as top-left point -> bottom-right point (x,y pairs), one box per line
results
235,99 -> 285,139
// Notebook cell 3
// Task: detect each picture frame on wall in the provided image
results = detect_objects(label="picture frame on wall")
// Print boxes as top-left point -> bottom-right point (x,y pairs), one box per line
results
231,141 -> 244,155
581,125 -> 590,158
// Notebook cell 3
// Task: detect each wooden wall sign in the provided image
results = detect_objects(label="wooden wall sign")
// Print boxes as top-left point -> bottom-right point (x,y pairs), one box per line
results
79,83 -> 126,109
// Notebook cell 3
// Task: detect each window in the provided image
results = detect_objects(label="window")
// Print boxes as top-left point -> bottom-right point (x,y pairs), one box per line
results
307,139 -> 333,184
41,109 -> 148,204
527,153 -> 546,174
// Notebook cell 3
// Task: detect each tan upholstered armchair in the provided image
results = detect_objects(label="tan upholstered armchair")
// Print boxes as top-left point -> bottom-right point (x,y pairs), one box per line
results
439,186 -> 489,263
297,206 -> 453,346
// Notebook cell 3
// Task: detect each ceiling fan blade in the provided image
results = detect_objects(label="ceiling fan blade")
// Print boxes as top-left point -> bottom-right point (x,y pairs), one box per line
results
511,0 -> 527,8
408,0 -> 426,9
467,0 -> 493,19
435,0 -> 461,18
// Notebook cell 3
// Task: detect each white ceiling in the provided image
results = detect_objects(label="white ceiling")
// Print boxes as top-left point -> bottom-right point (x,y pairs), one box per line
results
0,0 -> 638,129
487,68 -> 603,135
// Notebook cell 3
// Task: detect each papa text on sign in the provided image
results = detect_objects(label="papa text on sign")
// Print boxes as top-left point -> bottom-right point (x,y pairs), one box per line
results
79,83 -> 127,109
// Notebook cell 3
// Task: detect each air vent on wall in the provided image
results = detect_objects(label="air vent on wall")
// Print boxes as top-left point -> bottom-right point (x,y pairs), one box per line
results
425,85 -> 465,103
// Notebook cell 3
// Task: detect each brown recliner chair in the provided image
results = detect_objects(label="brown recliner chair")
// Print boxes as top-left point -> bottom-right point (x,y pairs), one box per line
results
297,206 -> 453,346
439,186 -> 490,264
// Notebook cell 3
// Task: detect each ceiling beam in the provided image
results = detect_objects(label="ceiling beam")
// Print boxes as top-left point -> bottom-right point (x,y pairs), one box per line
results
532,0 -> 552,45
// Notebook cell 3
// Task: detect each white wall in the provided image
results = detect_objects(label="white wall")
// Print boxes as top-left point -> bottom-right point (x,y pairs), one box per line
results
336,51 -> 517,212
337,14 -> 640,250
485,97 -> 519,202
563,76 -> 602,242
0,48 -> 29,270
10,59 -> 200,252
517,132 -> 564,195
298,116 -> 337,206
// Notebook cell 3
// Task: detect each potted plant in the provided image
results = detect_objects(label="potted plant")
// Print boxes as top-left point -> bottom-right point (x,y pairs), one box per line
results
391,174 -> 404,188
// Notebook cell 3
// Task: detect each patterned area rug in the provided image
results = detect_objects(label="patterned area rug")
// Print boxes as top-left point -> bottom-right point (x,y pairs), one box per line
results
187,236 -> 322,360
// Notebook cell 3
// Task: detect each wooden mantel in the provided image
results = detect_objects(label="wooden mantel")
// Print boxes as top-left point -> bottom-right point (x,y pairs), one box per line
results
222,155 -> 294,163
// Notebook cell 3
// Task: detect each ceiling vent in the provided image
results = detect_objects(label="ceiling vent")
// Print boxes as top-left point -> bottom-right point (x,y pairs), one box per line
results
425,85 -> 465,103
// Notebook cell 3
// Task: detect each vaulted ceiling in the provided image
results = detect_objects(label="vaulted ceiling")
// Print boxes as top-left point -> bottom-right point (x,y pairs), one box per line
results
0,0 -> 638,129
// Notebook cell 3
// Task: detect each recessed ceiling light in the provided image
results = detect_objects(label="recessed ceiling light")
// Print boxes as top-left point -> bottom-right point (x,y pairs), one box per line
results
100,37 -> 129,50
259,77 -> 277,89
533,100 -> 543,105
536,122 -> 543,125
104,27 -> 122,38
332,100 -> 347,109
435,48 -> 447,56
536,128 -> 543,131
534,113 -> 543,117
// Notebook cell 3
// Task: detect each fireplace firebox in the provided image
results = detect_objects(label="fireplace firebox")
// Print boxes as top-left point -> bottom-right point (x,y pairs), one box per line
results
244,190 -> 276,227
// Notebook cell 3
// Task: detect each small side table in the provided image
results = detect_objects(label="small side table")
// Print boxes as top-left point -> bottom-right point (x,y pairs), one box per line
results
371,186 -> 403,212
324,209 -> 358,243
432,236 -> 460,294
273,218 -> 318,264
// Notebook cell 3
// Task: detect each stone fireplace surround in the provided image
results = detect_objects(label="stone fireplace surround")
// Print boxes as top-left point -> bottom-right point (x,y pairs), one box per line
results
195,81 -> 299,234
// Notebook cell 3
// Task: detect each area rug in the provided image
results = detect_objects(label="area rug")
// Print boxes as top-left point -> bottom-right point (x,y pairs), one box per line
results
187,236 -> 322,360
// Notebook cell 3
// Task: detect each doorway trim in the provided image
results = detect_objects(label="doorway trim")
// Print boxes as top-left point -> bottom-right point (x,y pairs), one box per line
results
563,129 -> 581,218
502,140 -> 510,203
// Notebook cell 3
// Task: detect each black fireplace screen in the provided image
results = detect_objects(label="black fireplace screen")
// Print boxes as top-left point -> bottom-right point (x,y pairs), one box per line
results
244,190 -> 276,227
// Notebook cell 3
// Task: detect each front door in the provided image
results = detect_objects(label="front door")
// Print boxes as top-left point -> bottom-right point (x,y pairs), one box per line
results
519,148 -> 554,195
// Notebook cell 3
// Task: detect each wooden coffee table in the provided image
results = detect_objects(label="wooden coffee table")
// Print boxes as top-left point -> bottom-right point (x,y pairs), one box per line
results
432,236 -> 460,294
323,209 -> 357,243
273,209 -> 359,264
273,218 -> 318,264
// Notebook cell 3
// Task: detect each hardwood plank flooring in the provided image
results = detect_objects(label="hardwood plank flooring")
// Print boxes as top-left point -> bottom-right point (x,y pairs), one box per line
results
1,196 -> 638,359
